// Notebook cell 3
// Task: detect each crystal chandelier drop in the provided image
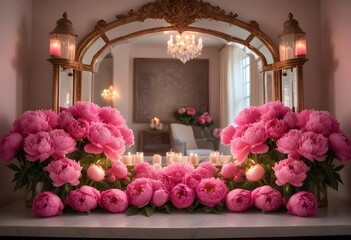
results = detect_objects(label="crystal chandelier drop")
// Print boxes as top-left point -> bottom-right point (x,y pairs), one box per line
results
167,32 -> 203,64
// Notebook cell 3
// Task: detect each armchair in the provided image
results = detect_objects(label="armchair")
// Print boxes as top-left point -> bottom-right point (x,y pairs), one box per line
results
169,123 -> 213,156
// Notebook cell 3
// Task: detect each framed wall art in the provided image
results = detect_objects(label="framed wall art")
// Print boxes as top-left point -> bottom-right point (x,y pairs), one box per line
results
133,58 -> 209,123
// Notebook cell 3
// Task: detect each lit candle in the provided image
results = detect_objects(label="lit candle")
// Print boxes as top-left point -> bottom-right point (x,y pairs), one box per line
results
172,153 -> 182,163
152,154 -> 162,165
210,151 -> 219,164
189,153 -> 199,165
121,152 -> 132,166
295,40 -> 306,57
219,155 -> 231,165
166,151 -> 174,165
50,39 -> 61,57
133,152 -> 144,165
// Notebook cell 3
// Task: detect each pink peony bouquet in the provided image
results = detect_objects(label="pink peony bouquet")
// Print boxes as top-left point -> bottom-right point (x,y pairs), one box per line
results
220,101 -> 351,207
195,112 -> 214,130
0,101 -> 134,201
174,106 -> 196,125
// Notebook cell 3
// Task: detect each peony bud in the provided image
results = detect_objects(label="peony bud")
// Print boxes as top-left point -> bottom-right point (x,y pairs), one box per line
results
87,164 -> 105,182
246,164 -> 265,182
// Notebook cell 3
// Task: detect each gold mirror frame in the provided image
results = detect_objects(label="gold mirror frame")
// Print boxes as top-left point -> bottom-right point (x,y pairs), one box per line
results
54,0 -> 282,111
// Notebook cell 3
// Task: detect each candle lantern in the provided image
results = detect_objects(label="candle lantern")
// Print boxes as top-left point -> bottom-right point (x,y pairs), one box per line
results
49,12 -> 77,60
279,13 -> 306,61
48,12 -> 81,113
275,13 -> 308,113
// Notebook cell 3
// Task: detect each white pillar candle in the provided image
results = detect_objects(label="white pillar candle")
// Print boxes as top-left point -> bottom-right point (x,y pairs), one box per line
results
152,154 -> 162,165
133,152 -> 144,165
166,151 -> 174,165
210,151 -> 220,164
121,152 -> 132,166
189,153 -> 199,165
172,153 -> 182,163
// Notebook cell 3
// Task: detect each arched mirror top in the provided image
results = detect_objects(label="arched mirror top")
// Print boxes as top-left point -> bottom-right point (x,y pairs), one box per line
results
76,0 -> 279,71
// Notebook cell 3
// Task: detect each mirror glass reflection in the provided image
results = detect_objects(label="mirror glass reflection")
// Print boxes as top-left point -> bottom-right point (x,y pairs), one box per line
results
92,31 -> 266,128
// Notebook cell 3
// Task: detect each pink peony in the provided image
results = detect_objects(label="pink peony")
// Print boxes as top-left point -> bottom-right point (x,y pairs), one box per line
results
329,132 -> 351,162
0,132 -> 23,164
12,110 -> 51,137
195,161 -> 217,178
245,164 -> 265,182
23,131 -> 55,162
99,106 -> 126,127
57,111 -> 74,129
226,189 -> 253,212
220,162 -> 237,179
66,185 -> 101,212
251,185 -> 282,212
220,125 -> 236,145
49,129 -> 76,159
87,164 -> 105,182
157,173 -> 176,192
67,118 -> 89,140
276,129 -> 303,159
286,191 -> 318,217
273,157 -> 309,187
303,111 -> 340,137
163,163 -> 194,186
183,172 -> 203,189
106,160 -> 128,181
44,157 -> 82,187
177,107 -> 186,114
265,119 -> 287,139
196,178 -> 228,207
119,125 -> 135,146
234,106 -> 261,126
231,122 -> 269,163
151,188 -> 169,207
297,131 -> 328,161
32,191 -> 64,218
68,101 -> 100,122
84,122 -> 125,161
283,111 -> 298,129
170,183 -> 195,209
99,189 -> 128,213
187,107 -> 196,116
134,161 -> 155,179
260,101 -> 290,121
212,128 -> 222,139
126,178 -> 154,208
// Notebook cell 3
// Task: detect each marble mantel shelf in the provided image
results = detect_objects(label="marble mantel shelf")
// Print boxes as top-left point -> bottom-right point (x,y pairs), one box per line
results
0,197 -> 350,239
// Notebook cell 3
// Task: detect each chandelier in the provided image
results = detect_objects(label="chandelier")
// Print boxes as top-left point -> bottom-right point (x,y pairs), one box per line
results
101,85 -> 118,101
167,32 -> 203,63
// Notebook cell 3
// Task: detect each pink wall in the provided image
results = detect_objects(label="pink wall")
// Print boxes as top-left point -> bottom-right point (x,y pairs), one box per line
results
321,0 -> 351,202
0,0 -> 32,206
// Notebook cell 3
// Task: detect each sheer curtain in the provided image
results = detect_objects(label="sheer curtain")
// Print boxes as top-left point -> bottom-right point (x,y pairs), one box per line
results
219,45 -> 262,154
219,45 -> 248,127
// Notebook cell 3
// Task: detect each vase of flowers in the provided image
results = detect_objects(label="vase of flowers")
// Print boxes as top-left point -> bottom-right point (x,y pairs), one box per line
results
195,112 -> 214,137
0,101 -> 135,207
174,106 -> 196,125
220,101 -> 351,207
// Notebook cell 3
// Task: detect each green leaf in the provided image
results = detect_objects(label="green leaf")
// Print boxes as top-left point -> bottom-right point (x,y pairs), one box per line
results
203,206 -> 219,214
125,206 -> 142,216
144,205 -> 155,217
7,163 -> 21,172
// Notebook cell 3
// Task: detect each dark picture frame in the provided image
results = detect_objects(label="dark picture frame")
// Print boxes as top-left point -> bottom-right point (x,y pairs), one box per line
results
133,58 -> 209,123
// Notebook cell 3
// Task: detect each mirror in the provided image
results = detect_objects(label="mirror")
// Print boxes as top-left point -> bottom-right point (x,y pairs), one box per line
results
74,0 -> 280,113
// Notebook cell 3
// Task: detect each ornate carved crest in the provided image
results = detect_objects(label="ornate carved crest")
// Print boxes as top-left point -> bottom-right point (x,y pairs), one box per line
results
116,0 -> 238,33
